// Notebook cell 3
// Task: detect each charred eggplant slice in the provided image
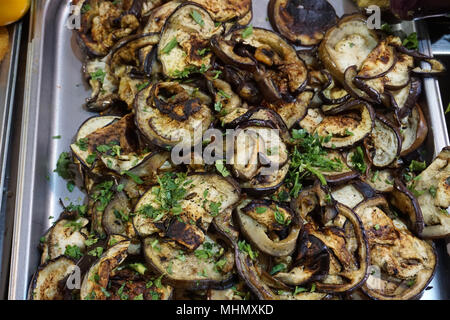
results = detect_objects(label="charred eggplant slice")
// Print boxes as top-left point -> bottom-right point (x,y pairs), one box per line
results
364,114 -> 402,168
268,0 -> 337,46
135,82 -> 214,149
133,172 -> 241,243
158,3 -> 222,78
291,183 -> 369,293
142,1 -> 183,33
29,256 -> 77,300
408,148 -> 450,239
314,100 -> 375,149
354,198 -> 437,300
319,14 -> 378,84
235,199 -> 301,257
212,27 -> 308,102
399,104 -> 428,156
143,233 -> 234,289
76,0 -> 142,57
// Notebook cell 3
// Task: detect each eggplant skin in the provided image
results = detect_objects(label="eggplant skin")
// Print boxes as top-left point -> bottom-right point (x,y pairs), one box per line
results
29,256 -> 77,300
268,0 -> 337,46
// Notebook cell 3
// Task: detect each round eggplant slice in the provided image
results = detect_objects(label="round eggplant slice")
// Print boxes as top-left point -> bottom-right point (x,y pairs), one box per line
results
76,0 -> 142,57
189,0 -> 251,22
388,178 -> 424,235
143,234 -> 235,289
70,115 -> 118,169
135,82 -> 214,149
385,78 -> 422,119
384,54 -> 414,90
213,28 -> 308,100
314,100 -> 375,149
408,147 -> 450,239
411,58 -> 446,76
318,14 -> 378,84
230,121 -> 289,182
240,162 -> 290,196
29,256 -> 77,300
142,0 -> 183,33
102,191 -> 136,238
399,104 -> 428,156
80,241 -> 129,300
357,37 -> 397,80
157,3 -> 222,78
364,115 -> 402,168
268,0 -> 337,46
354,198 -> 437,300
44,217 -> 89,263
235,199 -> 301,257
291,187 -> 369,294
133,172 -> 241,241
273,231 -> 329,286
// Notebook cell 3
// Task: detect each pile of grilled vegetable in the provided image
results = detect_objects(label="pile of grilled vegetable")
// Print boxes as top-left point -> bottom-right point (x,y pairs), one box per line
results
29,0 -> 449,300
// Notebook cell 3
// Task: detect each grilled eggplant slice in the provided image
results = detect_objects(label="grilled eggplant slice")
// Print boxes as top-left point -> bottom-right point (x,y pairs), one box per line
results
135,82 -> 213,149
84,57 -> 121,112
235,199 -> 301,257
30,257 -> 77,300
364,114 -> 402,168
158,3 -> 221,78
230,121 -> 289,182
209,78 -> 247,127
354,198 -> 437,300
142,1 -> 183,33
319,14 -> 378,84
212,27 -> 308,102
384,54 -> 414,90
42,217 -> 89,264
291,184 -> 369,293
143,234 -> 234,289
189,0 -> 251,22
385,78 -> 422,119
76,0 -> 142,57
399,104 -> 428,156
314,100 -> 375,149
388,178 -> 424,235
240,163 -> 290,196
268,0 -> 337,46
363,169 -> 395,193
102,191 -> 136,238
408,148 -> 450,239
133,172 -> 241,242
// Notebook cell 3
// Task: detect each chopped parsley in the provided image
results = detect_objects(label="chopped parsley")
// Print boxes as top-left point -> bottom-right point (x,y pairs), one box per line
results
242,25 -> 253,38
409,160 -> 426,172
351,146 -> 367,174
90,68 -> 106,83
190,10 -> 205,27
64,245 -> 83,260
137,172 -> 190,221
403,32 -> 419,50
161,37 -> 178,55
255,207 -> 267,214
215,159 -> 230,177
136,82 -> 149,91
238,240 -> 258,260
270,263 -> 286,275
54,152 -> 74,180
287,129 -> 343,197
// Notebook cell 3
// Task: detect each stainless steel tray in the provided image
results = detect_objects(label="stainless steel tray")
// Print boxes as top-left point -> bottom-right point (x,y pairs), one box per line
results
8,0 -> 450,299
0,23 -> 22,273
